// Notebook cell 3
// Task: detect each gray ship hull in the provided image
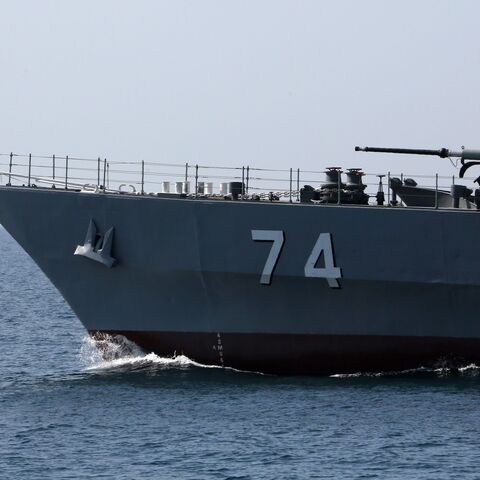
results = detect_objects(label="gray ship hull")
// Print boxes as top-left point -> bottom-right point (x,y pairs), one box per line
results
1,186 -> 480,374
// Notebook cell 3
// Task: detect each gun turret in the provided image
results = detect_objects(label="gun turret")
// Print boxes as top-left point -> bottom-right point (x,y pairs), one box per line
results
355,146 -> 480,178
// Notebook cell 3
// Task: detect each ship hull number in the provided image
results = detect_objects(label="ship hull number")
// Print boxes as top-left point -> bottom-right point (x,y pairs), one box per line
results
251,230 -> 342,289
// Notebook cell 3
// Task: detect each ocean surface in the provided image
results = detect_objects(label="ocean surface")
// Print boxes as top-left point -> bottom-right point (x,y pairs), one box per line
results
1,227 -> 480,480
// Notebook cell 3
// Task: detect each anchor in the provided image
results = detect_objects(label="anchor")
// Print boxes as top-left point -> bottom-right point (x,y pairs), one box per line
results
74,219 -> 116,268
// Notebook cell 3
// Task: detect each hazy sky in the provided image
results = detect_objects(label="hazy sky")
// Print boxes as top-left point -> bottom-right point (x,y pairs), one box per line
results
1,0 -> 480,180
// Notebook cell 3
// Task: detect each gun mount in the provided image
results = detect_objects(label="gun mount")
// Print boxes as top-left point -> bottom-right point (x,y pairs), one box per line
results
355,146 -> 480,179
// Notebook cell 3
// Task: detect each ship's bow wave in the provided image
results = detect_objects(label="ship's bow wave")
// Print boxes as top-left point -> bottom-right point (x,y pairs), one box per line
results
330,363 -> 480,378
79,333 -> 222,372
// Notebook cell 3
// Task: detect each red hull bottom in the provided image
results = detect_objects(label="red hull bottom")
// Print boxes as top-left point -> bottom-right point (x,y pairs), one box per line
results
89,331 -> 480,375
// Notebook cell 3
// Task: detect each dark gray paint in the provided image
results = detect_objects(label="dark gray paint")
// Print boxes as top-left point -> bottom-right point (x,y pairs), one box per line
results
0,186 -> 479,340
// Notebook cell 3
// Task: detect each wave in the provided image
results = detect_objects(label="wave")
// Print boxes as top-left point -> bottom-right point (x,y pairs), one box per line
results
79,334 -> 224,372
330,364 -> 480,378
80,334 -> 480,378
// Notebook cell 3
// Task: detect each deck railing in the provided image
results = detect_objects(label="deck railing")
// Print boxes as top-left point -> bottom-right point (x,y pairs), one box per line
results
0,152 -> 476,208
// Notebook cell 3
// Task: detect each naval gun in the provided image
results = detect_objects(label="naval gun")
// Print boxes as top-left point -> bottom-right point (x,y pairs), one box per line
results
355,146 -> 480,178
355,145 -> 480,209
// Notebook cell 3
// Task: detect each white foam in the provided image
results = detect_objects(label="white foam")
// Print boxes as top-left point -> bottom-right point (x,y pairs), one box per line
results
458,363 -> 480,374
79,334 -> 223,371
329,372 -> 363,378
330,364 -> 480,378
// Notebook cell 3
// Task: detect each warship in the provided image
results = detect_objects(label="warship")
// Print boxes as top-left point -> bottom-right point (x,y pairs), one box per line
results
1,145 -> 480,375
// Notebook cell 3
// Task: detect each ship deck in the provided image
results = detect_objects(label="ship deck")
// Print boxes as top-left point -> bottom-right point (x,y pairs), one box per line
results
0,150 -> 477,212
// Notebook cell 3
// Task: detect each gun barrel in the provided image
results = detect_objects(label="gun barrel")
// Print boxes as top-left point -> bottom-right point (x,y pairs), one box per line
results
354,146 -> 451,158
355,145 -> 480,178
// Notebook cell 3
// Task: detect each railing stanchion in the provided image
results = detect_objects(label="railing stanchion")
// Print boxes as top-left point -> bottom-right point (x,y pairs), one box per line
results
387,171 -> 390,205
53,154 -> 56,182
337,170 -> 341,205
141,160 -> 145,195
97,157 -> 101,187
297,168 -> 300,202
246,166 -> 250,194
452,175 -> 455,185
107,163 -> 110,189
103,158 -> 107,193
400,173 -> 404,206
28,153 -> 32,187
289,168 -> 292,203
185,163 -> 189,183
242,166 -> 245,200
195,164 -> 199,197
65,155 -> 69,189
435,173 -> 439,209
8,152 -> 12,185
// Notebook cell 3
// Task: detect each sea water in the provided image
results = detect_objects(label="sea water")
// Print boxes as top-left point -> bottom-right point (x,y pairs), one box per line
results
1,227 -> 480,480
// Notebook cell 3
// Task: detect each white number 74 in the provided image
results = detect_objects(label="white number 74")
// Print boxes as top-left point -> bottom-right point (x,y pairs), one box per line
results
251,230 -> 342,288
